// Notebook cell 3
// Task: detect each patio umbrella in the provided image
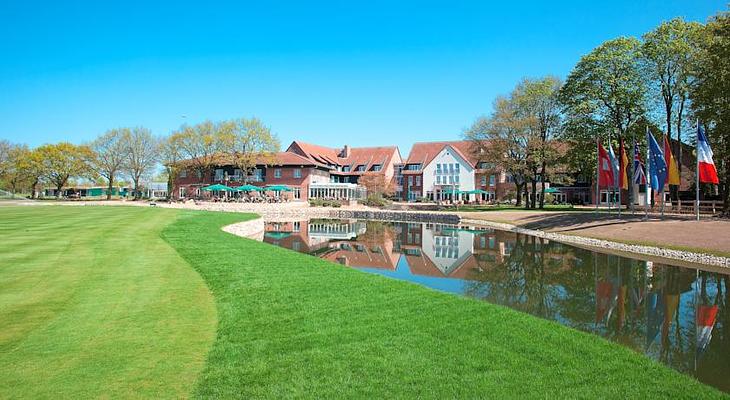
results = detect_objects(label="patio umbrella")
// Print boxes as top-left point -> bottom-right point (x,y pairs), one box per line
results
265,185 -> 293,192
201,184 -> 234,191
235,184 -> 263,192
544,187 -> 560,194
265,232 -> 292,239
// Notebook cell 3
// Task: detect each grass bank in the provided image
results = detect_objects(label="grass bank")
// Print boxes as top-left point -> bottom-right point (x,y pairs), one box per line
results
0,206 -> 216,398
163,210 -> 724,398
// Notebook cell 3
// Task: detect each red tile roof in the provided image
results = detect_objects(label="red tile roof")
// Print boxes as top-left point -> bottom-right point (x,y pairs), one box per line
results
287,141 -> 400,174
403,141 -> 479,168
178,151 -> 327,168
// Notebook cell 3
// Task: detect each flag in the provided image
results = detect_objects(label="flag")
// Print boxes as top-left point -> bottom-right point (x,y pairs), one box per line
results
697,124 -> 719,184
697,304 -> 718,357
597,142 -> 614,187
633,142 -> 646,185
663,136 -> 680,186
619,138 -> 629,190
607,144 -> 620,187
647,131 -> 667,191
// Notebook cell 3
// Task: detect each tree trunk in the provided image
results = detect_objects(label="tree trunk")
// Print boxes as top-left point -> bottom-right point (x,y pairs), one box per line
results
524,184 -> 530,209
539,162 -> 546,209
30,178 -> 39,199
133,176 -> 140,200
107,175 -> 113,200
56,182 -> 63,199
166,170 -> 174,200
515,183 -> 523,206
530,178 -> 537,209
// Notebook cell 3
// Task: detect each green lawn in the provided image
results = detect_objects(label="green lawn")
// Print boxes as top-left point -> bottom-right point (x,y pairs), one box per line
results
163,210 -> 723,398
0,206 -> 725,398
0,206 -> 216,399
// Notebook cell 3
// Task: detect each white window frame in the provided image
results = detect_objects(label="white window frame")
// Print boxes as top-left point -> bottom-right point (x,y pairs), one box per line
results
274,169 -> 282,178
293,168 -> 302,178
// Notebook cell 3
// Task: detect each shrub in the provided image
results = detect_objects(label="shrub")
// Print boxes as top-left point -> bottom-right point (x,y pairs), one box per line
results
361,194 -> 390,208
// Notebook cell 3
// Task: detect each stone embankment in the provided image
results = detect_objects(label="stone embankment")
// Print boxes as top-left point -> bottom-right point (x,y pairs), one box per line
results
460,218 -> 730,269
221,217 -> 265,242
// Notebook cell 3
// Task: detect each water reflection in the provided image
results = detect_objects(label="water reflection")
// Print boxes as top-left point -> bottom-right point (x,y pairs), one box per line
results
263,219 -> 729,393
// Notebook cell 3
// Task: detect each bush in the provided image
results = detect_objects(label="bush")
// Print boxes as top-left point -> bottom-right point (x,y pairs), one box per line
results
361,194 -> 390,208
309,198 -> 343,207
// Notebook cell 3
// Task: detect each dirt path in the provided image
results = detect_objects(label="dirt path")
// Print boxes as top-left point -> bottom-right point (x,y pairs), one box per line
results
458,210 -> 730,256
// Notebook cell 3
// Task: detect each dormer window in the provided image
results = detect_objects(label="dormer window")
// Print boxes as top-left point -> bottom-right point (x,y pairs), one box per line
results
342,165 -> 351,172
370,164 -> 382,172
356,165 -> 366,172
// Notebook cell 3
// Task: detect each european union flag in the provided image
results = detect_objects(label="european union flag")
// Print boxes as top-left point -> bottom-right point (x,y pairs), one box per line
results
646,131 -> 667,191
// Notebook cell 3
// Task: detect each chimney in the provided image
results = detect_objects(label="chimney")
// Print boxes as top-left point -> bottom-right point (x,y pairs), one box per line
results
341,145 -> 351,158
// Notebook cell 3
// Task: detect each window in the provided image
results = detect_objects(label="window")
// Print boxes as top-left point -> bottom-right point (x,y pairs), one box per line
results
415,176 -> 421,186
251,169 -> 264,182
436,163 -> 442,173
455,163 -> 460,173
449,163 -> 454,173
343,165 -> 351,172
481,176 -> 487,186
274,169 -> 282,178
293,168 -> 302,178
233,169 -> 243,181
179,169 -> 187,178
408,176 -> 413,185
436,176 -> 441,184
489,175 -> 496,186
370,164 -> 382,172
214,169 -> 224,181
356,165 -> 366,172
454,175 -> 459,183
293,187 -> 301,199
405,164 -> 421,171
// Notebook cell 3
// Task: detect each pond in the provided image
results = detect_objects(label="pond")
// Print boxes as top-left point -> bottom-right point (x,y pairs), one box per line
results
263,218 -> 729,393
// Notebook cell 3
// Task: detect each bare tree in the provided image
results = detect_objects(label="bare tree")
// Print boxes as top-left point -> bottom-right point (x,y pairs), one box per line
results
89,128 -> 130,200
124,127 -> 159,199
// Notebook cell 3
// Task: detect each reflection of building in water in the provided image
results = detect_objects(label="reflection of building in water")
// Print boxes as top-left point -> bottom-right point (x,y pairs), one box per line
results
308,220 -> 367,240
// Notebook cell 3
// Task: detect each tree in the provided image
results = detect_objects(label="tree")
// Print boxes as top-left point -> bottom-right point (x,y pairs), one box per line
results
466,98 -> 530,207
690,10 -> 730,214
642,18 -> 706,197
124,127 -> 159,199
3,144 -> 31,194
172,121 -> 227,183
219,117 -> 280,182
160,134 -> 182,199
560,37 -> 647,205
36,142 -> 91,198
0,139 -> 11,180
358,173 -> 395,197
512,76 -> 563,208
88,128 -> 130,200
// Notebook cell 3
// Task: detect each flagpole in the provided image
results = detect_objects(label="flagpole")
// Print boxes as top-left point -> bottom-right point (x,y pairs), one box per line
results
631,132 -> 636,215
595,132 -> 601,215
696,119 -> 700,221
618,134 -> 622,219
645,126 -> 650,221
661,131 -> 666,220
607,131 -> 612,215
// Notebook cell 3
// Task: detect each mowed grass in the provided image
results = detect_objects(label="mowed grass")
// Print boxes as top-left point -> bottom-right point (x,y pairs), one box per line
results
162,210 -> 725,399
0,206 -> 216,399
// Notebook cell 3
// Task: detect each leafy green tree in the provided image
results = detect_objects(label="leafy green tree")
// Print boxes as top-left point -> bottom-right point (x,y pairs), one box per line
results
642,18 -> 706,191
36,142 -> 92,198
690,10 -> 730,213
560,37 -> 647,205
124,127 -> 159,199
88,129 -> 130,200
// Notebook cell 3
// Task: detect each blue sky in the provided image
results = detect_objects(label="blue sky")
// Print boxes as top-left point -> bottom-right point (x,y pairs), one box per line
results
0,1 -> 725,156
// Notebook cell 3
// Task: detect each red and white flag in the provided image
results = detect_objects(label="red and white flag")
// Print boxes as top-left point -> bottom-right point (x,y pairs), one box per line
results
598,142 -> 614,187
698,125 -> 719,184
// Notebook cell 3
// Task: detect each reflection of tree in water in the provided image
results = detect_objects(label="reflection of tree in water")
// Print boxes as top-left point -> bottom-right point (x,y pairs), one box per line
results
464,233 -> 569,319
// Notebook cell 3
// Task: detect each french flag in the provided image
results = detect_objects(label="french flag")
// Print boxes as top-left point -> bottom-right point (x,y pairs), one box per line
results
698,125 -> 719,184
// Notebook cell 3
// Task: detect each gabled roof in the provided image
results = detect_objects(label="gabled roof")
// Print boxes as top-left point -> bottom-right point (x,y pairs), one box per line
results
286,141 -> 401,175
403,141 -> 479,168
